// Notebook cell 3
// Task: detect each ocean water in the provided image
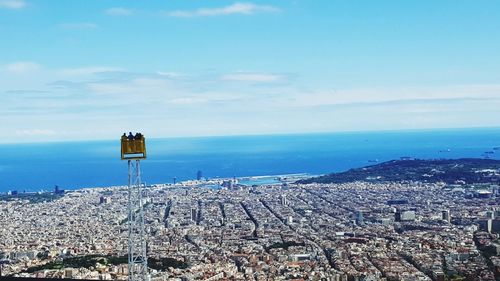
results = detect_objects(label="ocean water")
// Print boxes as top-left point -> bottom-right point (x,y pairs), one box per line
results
0,128 -> 499,192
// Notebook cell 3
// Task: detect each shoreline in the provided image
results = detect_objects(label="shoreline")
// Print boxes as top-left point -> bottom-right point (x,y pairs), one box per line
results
0,172 -> 315,195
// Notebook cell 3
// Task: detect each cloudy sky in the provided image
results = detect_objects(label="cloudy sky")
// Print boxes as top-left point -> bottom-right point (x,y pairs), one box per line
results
1,0 -> 500,143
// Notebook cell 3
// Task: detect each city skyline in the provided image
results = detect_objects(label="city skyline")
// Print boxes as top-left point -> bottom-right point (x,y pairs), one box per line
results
1,0 -> 500,143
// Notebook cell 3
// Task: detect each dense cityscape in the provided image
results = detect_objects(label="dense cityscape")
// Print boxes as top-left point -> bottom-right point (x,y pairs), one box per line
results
2,1 -> 500,281
2,175 -> 500,281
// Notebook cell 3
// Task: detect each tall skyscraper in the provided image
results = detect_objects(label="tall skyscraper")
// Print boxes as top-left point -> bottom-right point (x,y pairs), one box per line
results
280,194 -> 287,206
54,185 -> 64,194
356,210 -> 364,226
191,208 -> 197,222
486,210 -> 495,220
197,170 -> 203,181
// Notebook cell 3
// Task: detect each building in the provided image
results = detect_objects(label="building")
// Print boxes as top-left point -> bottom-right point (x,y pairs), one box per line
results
222,180 -> 234,189
54,185 -> 65,194
395,210 -> 416,222
387,199 -> 408,205
486,210 -> 495,220
280,195 -> 287,206
100,196 -> 111,204
356,210 -> 364,226
476,190 -> 492,199
478,219 -> 493,233
442,210 -> 450,223
191,207 -> 197,222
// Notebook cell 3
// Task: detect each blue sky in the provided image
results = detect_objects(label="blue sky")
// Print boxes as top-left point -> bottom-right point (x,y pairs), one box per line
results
1,0 -> 500,143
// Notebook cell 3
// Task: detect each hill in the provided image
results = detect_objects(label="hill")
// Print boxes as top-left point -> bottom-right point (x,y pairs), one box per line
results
298,158 -> 500,184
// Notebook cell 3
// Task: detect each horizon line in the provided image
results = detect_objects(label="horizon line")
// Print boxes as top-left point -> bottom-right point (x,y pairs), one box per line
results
1,125 -> 500,146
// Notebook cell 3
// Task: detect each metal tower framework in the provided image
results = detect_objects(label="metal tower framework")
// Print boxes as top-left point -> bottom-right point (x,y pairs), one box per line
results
127,159 -> 148,281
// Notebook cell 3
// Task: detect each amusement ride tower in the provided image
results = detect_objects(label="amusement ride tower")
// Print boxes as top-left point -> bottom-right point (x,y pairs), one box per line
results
121,132 -> 148,281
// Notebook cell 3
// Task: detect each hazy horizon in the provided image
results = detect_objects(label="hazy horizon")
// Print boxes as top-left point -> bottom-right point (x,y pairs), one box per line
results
0,125 -> 499,145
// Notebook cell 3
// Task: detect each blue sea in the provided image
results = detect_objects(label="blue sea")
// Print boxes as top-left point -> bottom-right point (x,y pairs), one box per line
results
0,128 -> 499,192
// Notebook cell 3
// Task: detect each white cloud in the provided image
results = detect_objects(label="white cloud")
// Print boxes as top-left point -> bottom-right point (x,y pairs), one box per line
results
166,2 -> 280,18
86,78 -> 171,96
60,66 -> 125,76
157,71 -> 184,78
0,0 -> 26,9
221,72 -> 284,82
279,84 -> 500,108
169,97 -> 208,105
2,62 -> 500,142
60,22 -> 98,29
3,61 -> 41,73
15,129 -> 56,136
105,7 -> 134,16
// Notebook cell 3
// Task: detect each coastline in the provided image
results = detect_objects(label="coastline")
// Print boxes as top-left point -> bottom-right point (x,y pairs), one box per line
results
0,172 -> 315,195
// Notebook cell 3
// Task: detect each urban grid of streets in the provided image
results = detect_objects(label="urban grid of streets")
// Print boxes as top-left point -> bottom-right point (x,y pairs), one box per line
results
1,180 -> 500,281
